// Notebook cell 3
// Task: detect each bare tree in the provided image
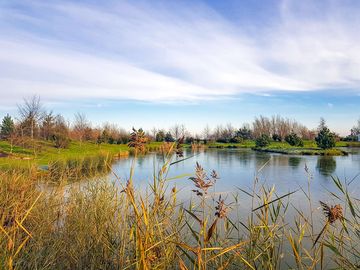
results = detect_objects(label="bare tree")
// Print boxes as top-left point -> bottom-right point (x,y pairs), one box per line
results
17,95 -> 43,139
73,112 -> 90,143
253,115 -> 271,138
170,124 -> 186,140
203,125 -> 211,140
351,117 -> 360,135
151,127 -> 158,141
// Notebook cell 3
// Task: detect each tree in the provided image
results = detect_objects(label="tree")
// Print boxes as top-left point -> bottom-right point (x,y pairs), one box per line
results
255,134 -> 271,147
155,130 -> 166,142
203,125 -> 211,141
0,114 -> 15,140
151,127 -> 158,141
351,118 -> 360,136
236,125 -> 252,140
17,95 -> 43,139
253,116 -> 271,138
164,132 -> 175,142
73,113 -> 90,143
229,136 -> 243,143
272,134 -> 282,142
128,128 -> 148,152
318,117 -> 327,131
285,132 -> 304,147
52,114 -> 70,148
170,124 -> 186,140
315,126 -> 336,149
41,111 -> 55,140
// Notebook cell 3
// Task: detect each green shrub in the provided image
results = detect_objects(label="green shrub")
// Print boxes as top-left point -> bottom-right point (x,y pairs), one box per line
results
315,127 -> 336,149
285,132 -> 304,147
230,136 -> 243,143
255,134 -> 271,147
272,134 -> 282,142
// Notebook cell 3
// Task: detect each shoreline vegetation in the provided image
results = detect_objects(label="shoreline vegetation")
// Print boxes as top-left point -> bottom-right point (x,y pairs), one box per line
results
1,140 -> 359,173
1,144 -> 360,269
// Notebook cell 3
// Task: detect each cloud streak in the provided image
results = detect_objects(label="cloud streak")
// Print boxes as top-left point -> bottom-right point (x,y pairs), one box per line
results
0,0 -> 360,105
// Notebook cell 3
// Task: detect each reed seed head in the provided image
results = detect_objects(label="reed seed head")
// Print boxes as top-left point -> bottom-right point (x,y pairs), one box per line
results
189,162 -> 219,196
215,195 -> 229,219
320,201 -> 343,224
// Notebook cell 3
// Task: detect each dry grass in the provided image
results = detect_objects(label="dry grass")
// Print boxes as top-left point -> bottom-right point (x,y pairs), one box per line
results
1,143 -> 360,269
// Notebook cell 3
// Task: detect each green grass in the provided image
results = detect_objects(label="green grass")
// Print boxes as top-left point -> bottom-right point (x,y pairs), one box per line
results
336,141 -> 360,147
253,147 -> 348,156
252,140 -> 349,156
207,140 -> 255,148
0,140 -> 168,168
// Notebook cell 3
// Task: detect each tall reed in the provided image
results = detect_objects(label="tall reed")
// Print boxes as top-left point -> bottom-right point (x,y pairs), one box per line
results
1,144 -> 360,269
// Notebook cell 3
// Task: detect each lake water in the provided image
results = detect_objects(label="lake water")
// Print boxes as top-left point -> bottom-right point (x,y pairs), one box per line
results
108,148 -> 360,209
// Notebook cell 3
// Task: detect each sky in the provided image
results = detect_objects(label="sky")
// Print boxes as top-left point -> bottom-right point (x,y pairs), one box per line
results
0,0 -> 359,135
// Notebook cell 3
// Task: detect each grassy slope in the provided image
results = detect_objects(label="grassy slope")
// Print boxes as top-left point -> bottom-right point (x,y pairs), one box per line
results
0,140 -> 133,169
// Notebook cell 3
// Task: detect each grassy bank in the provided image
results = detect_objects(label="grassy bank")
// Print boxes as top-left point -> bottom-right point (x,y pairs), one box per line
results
253,147 -> 348,156
1,152 -> 359,269
1,139 -> 358,173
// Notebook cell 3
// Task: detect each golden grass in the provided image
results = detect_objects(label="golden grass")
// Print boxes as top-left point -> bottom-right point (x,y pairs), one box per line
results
1,145 -> 360,269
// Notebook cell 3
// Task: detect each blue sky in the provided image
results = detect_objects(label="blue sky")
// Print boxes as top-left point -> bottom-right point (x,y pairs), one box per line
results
0,0 -> 359,135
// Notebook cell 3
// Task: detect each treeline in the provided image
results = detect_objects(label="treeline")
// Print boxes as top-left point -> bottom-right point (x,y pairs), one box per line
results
0,96 -> 359,151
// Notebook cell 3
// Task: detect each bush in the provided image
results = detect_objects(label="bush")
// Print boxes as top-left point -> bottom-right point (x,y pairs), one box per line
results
53,134 -> 70,149
315,127 -> 336,149
255,134 -> 271,147
285,132 -> 304,147
164,132 -> 175,142
229,136 -> 243,143
272,134 -> 282,142
155,131 -> 165,142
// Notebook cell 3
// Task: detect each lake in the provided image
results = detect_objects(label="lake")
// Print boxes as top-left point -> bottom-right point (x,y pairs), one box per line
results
108,147 -> 360,209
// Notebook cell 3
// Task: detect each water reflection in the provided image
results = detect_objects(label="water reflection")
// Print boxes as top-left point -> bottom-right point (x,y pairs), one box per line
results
316,156 -> 336,176
110,148 -> 359,202
288,157 -> 301,168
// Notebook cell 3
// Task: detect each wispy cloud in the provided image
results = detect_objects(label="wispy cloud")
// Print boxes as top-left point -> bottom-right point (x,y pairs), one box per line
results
0,0 -> 359,106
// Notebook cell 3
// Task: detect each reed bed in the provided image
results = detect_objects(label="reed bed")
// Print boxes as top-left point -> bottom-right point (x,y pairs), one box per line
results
1,145 -> 360,269
47,152 -> 113,181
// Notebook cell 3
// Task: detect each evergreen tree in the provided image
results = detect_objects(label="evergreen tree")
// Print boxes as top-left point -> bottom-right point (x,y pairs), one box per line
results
315,127 -> 336,149
164,132 -> 175,142
0,114 -> 15,139
285,132 -> 304,147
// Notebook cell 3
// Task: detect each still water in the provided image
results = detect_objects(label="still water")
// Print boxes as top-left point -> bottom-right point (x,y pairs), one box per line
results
63,148 -> 359,268
109,148 -> 360,207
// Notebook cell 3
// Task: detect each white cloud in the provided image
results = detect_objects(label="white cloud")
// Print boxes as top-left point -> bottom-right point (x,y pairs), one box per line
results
0,0 -> 359,105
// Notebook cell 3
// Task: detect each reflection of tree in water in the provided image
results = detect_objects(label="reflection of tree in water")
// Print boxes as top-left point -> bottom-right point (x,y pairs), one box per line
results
235,150 -> 253,166
316,156 -> 336,176
254,152 -> 272,169
288,157 -> 301,168
136,156 -> 145,167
